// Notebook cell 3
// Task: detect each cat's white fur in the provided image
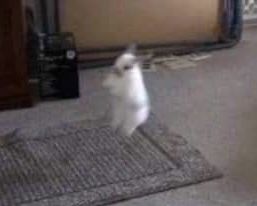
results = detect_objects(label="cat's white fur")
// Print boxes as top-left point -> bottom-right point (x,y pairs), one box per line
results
103,50 -> 150,136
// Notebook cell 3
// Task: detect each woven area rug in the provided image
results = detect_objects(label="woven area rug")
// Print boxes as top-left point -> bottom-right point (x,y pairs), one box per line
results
0,114 -> 222,206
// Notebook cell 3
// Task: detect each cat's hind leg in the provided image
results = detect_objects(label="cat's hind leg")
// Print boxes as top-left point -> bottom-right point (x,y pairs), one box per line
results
121,107 -> 149,136
111,99 -> 124,131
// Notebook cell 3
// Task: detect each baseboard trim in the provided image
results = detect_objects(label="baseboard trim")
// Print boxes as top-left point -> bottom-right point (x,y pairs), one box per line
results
0,95 -> 32,111
244,18 -> 257,27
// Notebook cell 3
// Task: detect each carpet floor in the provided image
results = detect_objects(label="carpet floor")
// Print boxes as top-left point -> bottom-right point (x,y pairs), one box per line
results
0,27 -> 257,206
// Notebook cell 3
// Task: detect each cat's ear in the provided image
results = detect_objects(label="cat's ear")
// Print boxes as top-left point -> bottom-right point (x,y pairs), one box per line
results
125,43 -> 137,55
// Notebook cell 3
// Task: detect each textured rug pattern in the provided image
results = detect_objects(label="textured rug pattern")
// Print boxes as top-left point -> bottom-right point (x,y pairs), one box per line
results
0,114 -> 221,206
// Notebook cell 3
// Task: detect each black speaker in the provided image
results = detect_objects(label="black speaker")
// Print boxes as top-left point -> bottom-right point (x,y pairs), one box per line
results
39,33 -> 80,99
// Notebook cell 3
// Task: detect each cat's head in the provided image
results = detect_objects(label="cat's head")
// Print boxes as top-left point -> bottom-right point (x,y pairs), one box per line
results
113,44 -> 141,75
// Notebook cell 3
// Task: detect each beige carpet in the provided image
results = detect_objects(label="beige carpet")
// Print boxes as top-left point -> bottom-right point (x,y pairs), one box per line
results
0,27 -> 257,206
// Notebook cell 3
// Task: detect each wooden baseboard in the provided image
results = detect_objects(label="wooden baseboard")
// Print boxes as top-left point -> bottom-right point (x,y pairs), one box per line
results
0,95 -> 32,111
244,18 -> 257,27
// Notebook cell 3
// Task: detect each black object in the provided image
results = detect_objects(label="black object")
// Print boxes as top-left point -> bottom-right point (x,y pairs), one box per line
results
39,0 -> 49,33
25,6 -> 40,79
39,33 -> 79,99
54,0 -> 61,33
39,0 -> 60,34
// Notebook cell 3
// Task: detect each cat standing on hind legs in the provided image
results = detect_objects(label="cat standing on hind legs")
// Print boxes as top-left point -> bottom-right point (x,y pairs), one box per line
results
103,44 -> 150,136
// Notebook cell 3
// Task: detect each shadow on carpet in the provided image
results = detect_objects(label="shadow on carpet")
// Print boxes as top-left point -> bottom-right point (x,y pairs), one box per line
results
0,113 -> 222,206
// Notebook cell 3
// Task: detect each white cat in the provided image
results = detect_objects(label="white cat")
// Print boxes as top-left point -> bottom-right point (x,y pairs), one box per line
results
103,45 -> 150,136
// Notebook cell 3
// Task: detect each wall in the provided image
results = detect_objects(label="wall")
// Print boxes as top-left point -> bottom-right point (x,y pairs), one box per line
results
60,0 -> 221,49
